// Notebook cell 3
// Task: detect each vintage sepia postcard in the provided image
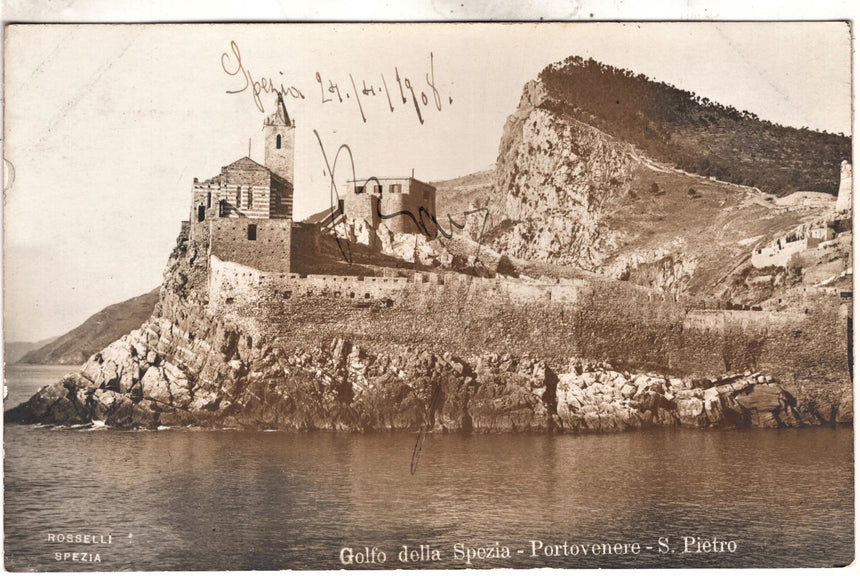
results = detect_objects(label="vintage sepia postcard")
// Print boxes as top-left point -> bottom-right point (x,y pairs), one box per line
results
2,22 -> 854,570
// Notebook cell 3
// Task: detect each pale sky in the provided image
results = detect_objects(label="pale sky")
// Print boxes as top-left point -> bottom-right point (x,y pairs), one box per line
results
3,22 -> 853,342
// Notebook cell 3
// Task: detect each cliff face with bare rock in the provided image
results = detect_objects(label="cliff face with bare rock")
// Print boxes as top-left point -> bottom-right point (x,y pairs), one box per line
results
489,80 -> 637,269
481,66 -> 850,303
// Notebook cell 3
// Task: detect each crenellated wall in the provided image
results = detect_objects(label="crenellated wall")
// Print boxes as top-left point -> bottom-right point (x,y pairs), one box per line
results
343,177 -> 437,235
207,255 -> 589,319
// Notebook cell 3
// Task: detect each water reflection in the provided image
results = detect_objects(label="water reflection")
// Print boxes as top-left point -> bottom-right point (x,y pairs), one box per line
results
3,367 -> 854,570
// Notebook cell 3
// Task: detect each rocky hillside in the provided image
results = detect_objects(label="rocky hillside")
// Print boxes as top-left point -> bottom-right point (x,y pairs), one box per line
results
487,80 -> 636,271
7,328 -> 822,431
478,66 -> 849,301
19,289 -> 159,365
538,56 -> 850,196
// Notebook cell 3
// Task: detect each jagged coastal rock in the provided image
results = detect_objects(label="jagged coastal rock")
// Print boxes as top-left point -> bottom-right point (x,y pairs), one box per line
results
7,329 -> 804,432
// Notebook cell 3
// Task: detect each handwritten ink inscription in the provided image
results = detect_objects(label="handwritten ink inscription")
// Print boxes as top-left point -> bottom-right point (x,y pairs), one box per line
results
221,41 -> 480,268
221,41 -> 453,124
312,130 -> 490,267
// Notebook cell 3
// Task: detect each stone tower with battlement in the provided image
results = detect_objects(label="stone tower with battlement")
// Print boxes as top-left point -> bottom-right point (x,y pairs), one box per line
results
264,92 -> 296,188
836,160 -> 852,213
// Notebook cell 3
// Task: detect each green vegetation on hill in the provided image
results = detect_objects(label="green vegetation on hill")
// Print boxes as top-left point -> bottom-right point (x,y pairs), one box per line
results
19,288 -> 160,365
538,56 -> 850,196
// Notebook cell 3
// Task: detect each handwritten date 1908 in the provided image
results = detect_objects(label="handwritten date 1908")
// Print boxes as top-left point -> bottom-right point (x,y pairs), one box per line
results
222,41 -> 452,124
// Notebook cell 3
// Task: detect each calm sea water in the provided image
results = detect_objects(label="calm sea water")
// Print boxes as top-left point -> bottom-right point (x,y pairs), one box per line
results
3,365 -> 854,570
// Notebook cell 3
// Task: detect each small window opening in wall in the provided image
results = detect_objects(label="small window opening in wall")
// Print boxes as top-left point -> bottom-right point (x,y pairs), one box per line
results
225,297 -> 234,304
349,292 -> 355,298
276,134 -> 282,149
247,223 -> 257,240
247,189 -> 253,209
284,290 -> 292,299
207,192 -> 212,208
364,293 -> 370,299
197,205 -> 205,222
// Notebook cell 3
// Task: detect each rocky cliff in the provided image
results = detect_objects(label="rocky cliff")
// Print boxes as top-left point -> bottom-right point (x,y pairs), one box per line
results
6,289 -> 809,432
481,75 -> 848,302
8,337 -> 809,432
488,80 -> 636,270
5,226 -> 848,431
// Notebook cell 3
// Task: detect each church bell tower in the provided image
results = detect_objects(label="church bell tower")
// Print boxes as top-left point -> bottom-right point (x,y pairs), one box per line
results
264,92 -> 295,187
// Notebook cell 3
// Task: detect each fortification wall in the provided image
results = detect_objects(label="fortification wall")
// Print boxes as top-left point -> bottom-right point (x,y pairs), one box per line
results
208,256 -> 588,320
342,177 -> 436,236
683,309 -> 806,332
189,219 -> 210,243
379,194 -> 421,234
290,223 -> 319,261
202,253 -> 846,396
209,219 -> 292,273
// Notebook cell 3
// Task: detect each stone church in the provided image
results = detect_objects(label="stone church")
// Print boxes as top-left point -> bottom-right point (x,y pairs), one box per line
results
189,94 -> 296,273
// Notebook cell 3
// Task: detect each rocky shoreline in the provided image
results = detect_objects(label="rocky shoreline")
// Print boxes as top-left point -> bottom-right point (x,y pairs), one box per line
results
7,330 -> 831,432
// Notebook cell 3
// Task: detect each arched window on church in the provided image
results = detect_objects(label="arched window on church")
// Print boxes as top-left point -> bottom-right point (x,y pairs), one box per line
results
276,134 -> 282,149
247,189 -> 253,209
235,187 -> 241,207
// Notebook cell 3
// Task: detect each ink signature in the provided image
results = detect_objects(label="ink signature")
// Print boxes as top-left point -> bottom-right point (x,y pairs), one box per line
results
222,41 -> 453,124
312,129 -> 490,265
